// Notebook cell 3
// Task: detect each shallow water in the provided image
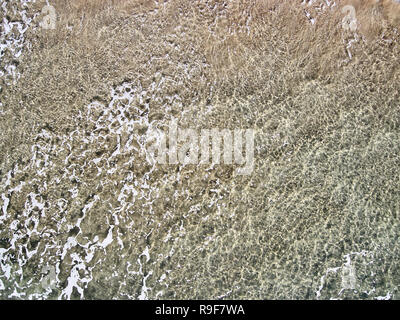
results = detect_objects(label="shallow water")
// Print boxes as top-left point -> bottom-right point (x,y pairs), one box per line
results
1,0 -> 399,300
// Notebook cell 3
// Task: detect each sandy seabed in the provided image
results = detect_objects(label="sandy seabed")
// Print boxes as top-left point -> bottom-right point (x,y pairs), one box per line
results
0,0 -> 400,299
